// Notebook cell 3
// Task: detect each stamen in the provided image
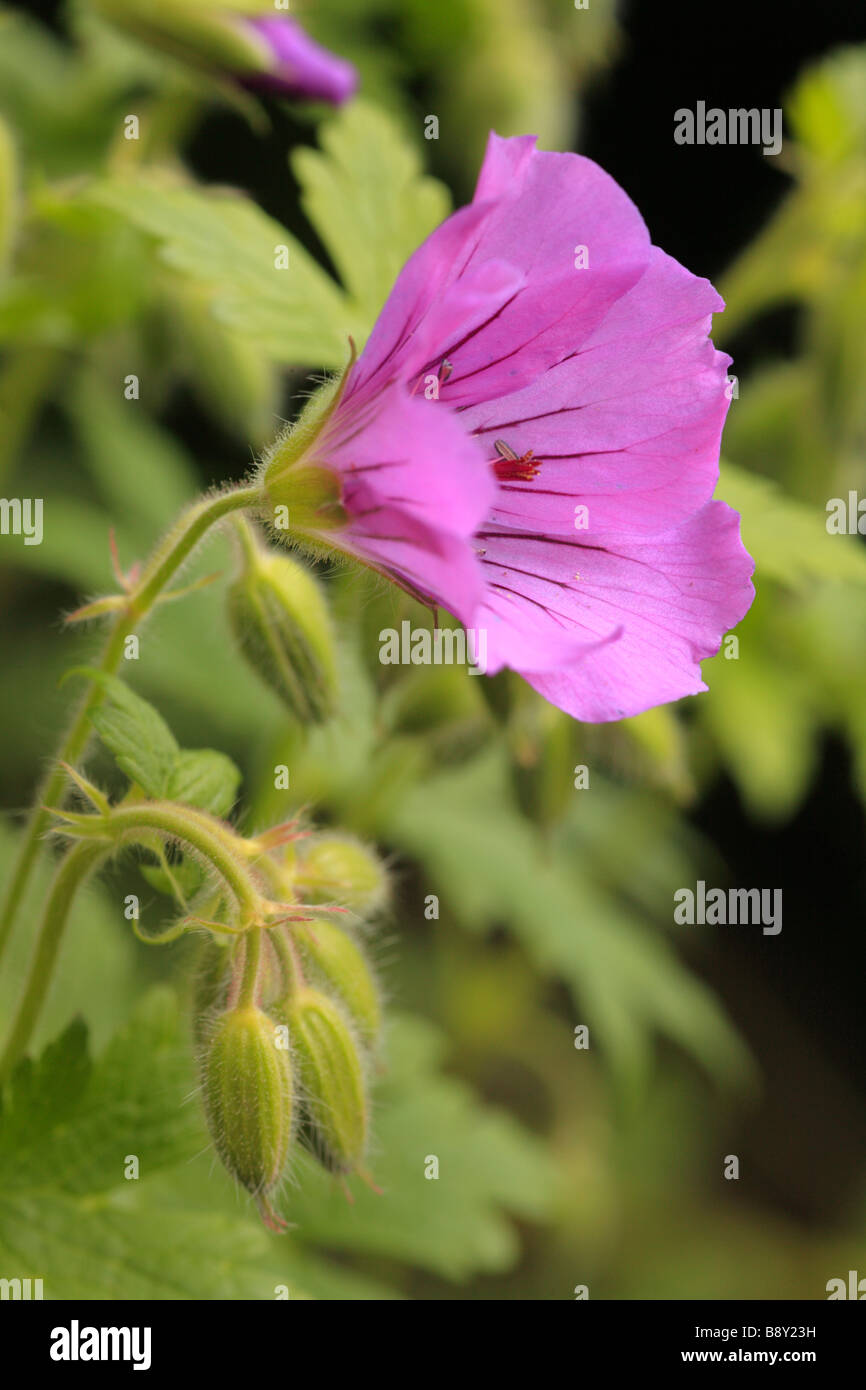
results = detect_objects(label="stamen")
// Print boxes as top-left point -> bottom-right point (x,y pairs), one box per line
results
493,438 -> 541,482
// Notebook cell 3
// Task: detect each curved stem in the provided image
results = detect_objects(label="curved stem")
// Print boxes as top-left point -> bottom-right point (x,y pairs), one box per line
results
0,841 -> 106,1083
107,802 -> 263,921
0,799 -> 265,1073
0,483 -> 261,962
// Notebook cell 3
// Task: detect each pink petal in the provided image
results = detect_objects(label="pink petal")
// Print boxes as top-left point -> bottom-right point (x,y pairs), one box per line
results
320,381 -> 493,615
474,501 -> 755,720
462,249 -> 732,538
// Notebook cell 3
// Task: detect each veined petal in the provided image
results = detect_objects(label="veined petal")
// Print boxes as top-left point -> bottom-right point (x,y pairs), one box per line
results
319,382 -> 494,615
474,501 -> 755,720
463,249 -> 732,538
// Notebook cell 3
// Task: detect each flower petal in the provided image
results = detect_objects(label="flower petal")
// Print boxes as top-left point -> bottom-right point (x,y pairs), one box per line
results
320,382 -> 494,615
474,500 -> 755,720
462,248 -> 732,538
243,17 -> 358,104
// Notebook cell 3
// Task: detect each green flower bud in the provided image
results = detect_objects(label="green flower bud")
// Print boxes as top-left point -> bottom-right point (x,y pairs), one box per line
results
260,376 -> 348,554
295,834 -> 388,915
201,1005 -> 293,1196
91,0 -> 271,77
293,919 -> 381,1047
227,523 -> 338,724
287,989 -> 367,1174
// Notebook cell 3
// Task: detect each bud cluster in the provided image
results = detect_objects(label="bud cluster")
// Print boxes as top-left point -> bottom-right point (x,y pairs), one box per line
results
193,835 -> 385,1227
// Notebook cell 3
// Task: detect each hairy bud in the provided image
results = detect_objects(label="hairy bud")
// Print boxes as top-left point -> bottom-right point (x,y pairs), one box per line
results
201,1005 -> 293,1197
295,833 -> 388,915
227,525 -> 338,724
287,989 -> 367,1173
292,919 -> 381,1047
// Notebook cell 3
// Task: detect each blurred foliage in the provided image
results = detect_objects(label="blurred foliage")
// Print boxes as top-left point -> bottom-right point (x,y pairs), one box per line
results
0,0 -> 865,1299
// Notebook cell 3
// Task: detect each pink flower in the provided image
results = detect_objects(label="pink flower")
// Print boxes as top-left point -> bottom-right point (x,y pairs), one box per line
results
264,134 -> 754,721
241,17 -> 357,106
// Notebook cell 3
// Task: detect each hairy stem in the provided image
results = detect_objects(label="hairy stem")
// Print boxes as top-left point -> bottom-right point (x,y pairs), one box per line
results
0,483 -> 261,962
0,799 -> 265,1073
105,802 -> 263,922
238,928 -> 263,1009
0,841 -> 106,1083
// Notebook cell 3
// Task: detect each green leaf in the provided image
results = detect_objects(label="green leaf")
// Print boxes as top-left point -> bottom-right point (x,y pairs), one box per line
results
70,670 -> 241,813
90,103 -> 454,368
70,668 -> 180,796
0,1187 -> 399,1300
91,172 -> 355,367
294,99 -> 451,328
0,989 -> 539,1294
0,990 -> 201,1196
165,747 -> 241,818
0,1017 -> 91,1162
385,752 -> 751,1092
719,460 -> 866,591
138,855 -> 204,902
288,1014 -> 553,1281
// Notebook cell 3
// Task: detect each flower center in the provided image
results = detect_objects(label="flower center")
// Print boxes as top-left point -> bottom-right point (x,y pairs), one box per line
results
492,438 -> 540,482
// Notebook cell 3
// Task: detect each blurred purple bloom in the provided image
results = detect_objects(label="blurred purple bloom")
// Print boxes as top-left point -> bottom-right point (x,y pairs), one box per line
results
241,16 -> 357,105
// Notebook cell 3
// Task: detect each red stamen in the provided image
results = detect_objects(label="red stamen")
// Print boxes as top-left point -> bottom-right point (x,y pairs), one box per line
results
493,438 -> 541,482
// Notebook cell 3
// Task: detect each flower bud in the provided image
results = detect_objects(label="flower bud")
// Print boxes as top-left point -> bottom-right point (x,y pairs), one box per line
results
295,833 -> 388,915
292,919 -> 381,1047
287,989 -> 367,1173
227,527 -> 338,724
201,1005 -> 293,1196
91,2 -> 357,106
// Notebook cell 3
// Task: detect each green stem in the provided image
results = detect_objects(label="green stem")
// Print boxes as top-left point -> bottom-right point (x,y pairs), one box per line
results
238,928 -> 263,1008
106,802 -> 263,921
0,841 -> 105,1083
270,926 -> 304,1001
0,799 -> 264,1074
0,483 -> 261,963
229,511 -> 261,567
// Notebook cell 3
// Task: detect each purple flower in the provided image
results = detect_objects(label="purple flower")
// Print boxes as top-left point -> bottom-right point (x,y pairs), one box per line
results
265,135 -> 754,722
241,16 -> 357,105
